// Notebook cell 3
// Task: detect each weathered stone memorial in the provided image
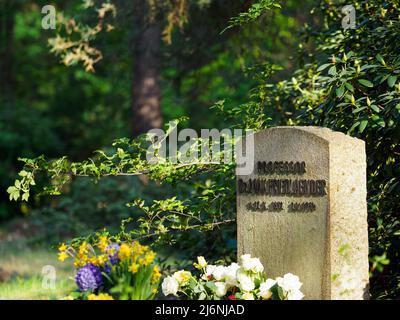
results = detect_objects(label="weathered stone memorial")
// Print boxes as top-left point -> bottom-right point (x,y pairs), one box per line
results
237,127 -> 369,300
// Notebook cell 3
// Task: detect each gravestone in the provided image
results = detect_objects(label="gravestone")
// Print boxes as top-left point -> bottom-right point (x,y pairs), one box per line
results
237,127 -> 369,300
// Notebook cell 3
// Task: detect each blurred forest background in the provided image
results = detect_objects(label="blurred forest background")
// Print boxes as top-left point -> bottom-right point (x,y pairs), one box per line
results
0,0 -> 399,299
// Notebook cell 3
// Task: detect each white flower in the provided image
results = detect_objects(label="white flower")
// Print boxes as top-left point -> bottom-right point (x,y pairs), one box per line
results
202,265 -> 216,280
251,258 -> 264,273
214,282 -> 228,297
162,276 -> 179,296
224,263 -> 240,286
240,254 -> 252,269
173,270 -> 191,285
212,265 -> 226,281
237,270 -> 255,292
276,273 -> 302,292
197,256 -> 207,268
240,254 -> 264,273
276,273 -> 304,300
259,279 -> 276,300
287,289 -> 304,300
242,292 -> 254,300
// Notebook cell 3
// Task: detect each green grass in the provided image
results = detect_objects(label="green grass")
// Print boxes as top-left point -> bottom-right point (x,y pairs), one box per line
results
0,238 -> 75,300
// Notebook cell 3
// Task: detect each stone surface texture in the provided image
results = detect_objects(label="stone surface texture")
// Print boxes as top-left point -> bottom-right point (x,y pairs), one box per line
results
237,126 -> 369,300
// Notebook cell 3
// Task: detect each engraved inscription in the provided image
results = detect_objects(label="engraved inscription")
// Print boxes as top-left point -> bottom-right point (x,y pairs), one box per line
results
240,160 -> 326,214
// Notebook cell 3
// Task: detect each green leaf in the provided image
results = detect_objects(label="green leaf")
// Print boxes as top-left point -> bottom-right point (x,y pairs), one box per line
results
376,54 -> 385,66
6,186 -> 16,194
336,85 -> 345,98
317,63 -> 332,72
352,106 -> 366,114
345,82 -> 354,92
328,66 -> 337,76
22,192 -> 30,202
359,119 -> 368,133
205,281 -> 217,291
358,79 -> 374,87
387,75 -> 397,88
370,105 -> 380,113
347,121 -> 359,135
19,170 -> 28,177
198,292 -> 206,300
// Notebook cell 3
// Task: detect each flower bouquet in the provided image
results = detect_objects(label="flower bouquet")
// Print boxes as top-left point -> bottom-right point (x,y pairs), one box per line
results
162,254 -> 304,300
59,236 -> 161,300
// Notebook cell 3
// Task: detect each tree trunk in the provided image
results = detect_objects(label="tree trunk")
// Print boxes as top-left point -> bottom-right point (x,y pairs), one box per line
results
131,1 -> 162,137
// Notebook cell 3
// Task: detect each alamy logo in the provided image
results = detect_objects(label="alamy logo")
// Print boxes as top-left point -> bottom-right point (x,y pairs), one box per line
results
146,122 -> 255,175
41,5 -> 56,30
42,265 -> 56,289
341,5 -> 356,30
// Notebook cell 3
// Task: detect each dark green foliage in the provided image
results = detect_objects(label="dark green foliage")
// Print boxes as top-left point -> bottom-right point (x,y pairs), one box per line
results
3,0 -> 399,299
269,0 -> 400,298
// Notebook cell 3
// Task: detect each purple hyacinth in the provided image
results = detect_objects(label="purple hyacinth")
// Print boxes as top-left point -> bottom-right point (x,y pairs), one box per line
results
104,263 -> 111,274
75,263 -> 103,292
107,243 -> 120,265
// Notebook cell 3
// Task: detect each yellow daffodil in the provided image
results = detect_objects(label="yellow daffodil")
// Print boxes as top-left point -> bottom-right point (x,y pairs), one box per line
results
140,251 -> 156,266
58,243 -> 67,252
132,241 -> 145,255
129,263 -> 139,274
151,265 -> 161,284
97,235 -> 109,253
97,254 -> 108,266
118,243 -> 132,261
78,242 -> 89,255
74,252 -> 89,267
88,293 -> 114,300
58,251 -> 68,262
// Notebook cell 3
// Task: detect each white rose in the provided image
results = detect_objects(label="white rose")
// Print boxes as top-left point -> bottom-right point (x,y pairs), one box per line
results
214,282 -> 228,297
251,258 -> 264,273
259,279 -> 276,300
224,263 -> 240,286
277,273 -> 302,292
212,266 -> 226,281
240,254 -> 252,268
237,271 -> 255,292
201,265 -> 216,280
287,289 -> 304,300
240,254 -> 264,273
162,276 -> 179,296
173,270 -> 191,285
242,292 -> 254,300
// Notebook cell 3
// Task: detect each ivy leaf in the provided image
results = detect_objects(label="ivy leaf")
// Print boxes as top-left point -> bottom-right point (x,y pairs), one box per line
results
22,192 -> 30,202
7,186 -> 20,201
358,79 -> 374,87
